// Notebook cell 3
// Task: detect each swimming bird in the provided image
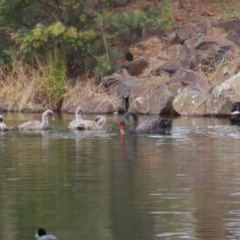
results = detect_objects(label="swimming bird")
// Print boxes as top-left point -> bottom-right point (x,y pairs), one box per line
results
68,107 -> 106,130
76,115 -> 106,130
119,111 -> 172,134
35,228 -> 58,240
68,107 -> 84,129
0,115 -> 9,131
229,102 -> 240,125
18,110 -> 54,130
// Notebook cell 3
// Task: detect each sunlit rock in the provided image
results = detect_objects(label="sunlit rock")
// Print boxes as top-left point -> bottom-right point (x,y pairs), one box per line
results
173,84 -> 207,116
206,72 -> 240,115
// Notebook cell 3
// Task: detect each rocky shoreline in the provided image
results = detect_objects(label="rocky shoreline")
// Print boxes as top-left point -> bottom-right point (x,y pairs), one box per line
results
61,19 -> 240,117
2,20 -> 240,117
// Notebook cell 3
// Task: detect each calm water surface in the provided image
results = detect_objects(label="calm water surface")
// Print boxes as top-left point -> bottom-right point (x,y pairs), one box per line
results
0,113 -> 240,240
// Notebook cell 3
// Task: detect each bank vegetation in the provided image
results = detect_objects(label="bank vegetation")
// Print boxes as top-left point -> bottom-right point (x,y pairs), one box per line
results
0,0 -> 174,111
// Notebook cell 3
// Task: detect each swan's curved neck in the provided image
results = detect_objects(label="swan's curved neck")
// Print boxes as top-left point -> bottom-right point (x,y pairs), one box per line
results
95,116 -> 106,126
124,111 -> 139,132
76,110 -> 84,124
42,113 -> 49,127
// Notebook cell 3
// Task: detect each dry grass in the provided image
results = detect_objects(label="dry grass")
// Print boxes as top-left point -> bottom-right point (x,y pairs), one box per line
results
204,56 -> 239,91
173,0 -> 240,26
63,77 -> 123,111
0,57 -> 123,112
0,58 -> 67,111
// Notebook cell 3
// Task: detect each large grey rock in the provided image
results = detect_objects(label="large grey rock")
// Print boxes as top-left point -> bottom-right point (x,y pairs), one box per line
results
129,82 -> 182,115
206,72 -> 240,115
156,83 -> 182,116
172,72 -> 240,116
173,84 -> 207,116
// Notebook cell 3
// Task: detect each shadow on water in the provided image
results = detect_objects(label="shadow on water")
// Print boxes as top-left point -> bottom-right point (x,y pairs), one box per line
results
109,134 -> 156,240
1,113 -> 240,239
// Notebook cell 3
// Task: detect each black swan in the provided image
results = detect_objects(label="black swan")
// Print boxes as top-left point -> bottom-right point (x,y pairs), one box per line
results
68,106 -> 106,130
229,102 -> 240,124
0,115 -> 9,131
35,228 -> 58,240
119,111 -> 172,134
18,110 -> 54,130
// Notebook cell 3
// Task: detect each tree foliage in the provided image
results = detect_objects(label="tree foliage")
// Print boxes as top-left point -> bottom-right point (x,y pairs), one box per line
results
0,0 -> 174,77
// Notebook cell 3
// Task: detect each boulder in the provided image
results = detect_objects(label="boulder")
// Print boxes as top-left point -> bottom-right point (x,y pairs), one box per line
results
193,35 -> 238,67
179,37 -> 198,69
155,83 -> 182,116
61,78 -> 122,113
172,26 -> 195,44
123,56 -> 149,76
66,97 -> 116,114
129,96 -> 149,114
173,84 -> 207,116
151,58 -> 181,76
173,72 -> 240,116
206,72 -> 240,115
127,78 -> 150,113
157,44 -> 182,61
182,35 -> 237,70
106,77 -> 138,112
170,67 -> 206,87
153,34 -> 239,76
129,82 -> 182,115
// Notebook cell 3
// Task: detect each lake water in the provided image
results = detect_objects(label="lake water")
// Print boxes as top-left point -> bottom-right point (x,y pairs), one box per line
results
0,113 -> 240,240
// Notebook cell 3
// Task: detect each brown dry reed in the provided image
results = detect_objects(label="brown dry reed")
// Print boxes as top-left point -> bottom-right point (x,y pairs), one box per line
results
0,57 -> 66,111
0,57 -> 123,112
63,77 -> 123,111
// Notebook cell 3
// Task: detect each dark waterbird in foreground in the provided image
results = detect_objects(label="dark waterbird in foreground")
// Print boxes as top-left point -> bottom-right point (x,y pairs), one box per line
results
119,111 -> 172,134
229,102 -> 240,125
0,115 -> 9,131
35,228 -> 58,240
